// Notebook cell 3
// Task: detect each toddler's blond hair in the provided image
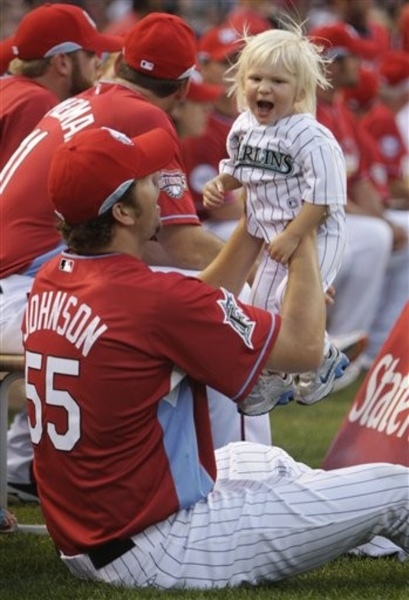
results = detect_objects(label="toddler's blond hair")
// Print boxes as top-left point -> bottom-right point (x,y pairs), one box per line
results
229,22 -> 331,115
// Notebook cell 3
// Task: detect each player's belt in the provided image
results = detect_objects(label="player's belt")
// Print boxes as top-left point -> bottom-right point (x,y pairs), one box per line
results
87,537 -> 136,569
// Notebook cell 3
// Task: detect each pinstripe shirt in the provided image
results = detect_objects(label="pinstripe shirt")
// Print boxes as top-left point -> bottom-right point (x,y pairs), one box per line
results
221,112 -> 347,242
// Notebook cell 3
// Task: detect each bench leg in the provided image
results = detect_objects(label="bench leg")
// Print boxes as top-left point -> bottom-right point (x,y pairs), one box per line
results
0,372 -> 23,508
0,371 -> 48,535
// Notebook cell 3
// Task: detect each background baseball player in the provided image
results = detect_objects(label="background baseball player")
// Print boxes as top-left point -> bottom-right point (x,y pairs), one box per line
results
203,24 -> 349,406
0,3 -> 122,503
311,23 -> 409,375
2,12 -> 270,502
23,124 -> 409,590
0,3 -> 121,171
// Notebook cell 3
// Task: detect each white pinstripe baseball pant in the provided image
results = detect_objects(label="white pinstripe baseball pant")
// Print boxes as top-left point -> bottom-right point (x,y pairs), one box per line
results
249,214 -> 347,314
61,442 -> 409,589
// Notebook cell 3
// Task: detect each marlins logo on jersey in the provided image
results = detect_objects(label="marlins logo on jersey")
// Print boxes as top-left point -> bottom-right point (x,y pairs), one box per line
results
236,142 -> 294,175
159,170 -> 187,199
217,288 -> 255,349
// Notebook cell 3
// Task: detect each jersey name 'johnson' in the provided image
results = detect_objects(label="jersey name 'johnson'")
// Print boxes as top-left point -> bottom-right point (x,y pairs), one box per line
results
24,289 -> 107,357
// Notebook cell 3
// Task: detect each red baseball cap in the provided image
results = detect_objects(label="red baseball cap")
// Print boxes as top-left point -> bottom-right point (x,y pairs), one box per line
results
309,23 -> 376,60
123,12 -> 196,80
399,5 -> 409,53
0,36 -> 14,75
379,51 -> 409,87
10,3 -> 122,61
197,25 -> 244,62
187,70 -> 223,102
343,67 -> 380,110
49,127 -> 176,225
225,10 -> 272,36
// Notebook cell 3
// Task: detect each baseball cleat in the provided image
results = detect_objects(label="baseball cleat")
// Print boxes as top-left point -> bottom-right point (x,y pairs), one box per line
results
296,344 -> 349,405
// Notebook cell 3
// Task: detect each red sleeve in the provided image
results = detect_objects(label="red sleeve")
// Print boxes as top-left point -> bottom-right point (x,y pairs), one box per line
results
153,275 -> 279,401
126,101 -> 201,227
157,147 -> 201,227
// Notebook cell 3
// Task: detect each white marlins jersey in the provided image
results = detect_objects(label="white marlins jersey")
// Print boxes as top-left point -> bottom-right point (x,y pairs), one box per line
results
221,111 -> 347,243
221,112 -> 347,307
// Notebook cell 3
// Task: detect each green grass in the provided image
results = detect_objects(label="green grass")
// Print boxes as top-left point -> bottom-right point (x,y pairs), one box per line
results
1,375 -> 408,600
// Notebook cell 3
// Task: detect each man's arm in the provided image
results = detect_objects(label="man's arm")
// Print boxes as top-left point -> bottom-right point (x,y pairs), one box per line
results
264,232 -> 326,374
199,218 -> 325,385
199,216 -> 264,295
202,221 -> 325,373
151,224 -> 224,270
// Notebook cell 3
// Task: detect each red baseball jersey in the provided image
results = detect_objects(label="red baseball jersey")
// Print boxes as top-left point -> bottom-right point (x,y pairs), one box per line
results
0,75 -> 59,170
353,121 -> 390,202
359,103 -> 408,181
0,81 -> 199,278
23,251 -> 279,554
182,111 -> 236,220
317,96 -> 370,194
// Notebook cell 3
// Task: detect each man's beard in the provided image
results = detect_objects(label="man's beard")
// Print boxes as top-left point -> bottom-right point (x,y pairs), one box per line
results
150,221 -> 162,241
68,53 -> 95,96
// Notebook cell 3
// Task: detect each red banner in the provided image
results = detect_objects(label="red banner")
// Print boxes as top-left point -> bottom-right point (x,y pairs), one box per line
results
323,302 -> 409,468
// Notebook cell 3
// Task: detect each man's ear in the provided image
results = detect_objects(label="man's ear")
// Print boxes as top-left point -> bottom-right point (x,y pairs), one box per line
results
174,78 -> 190,101
113,52 -> 123,76
111,202 -> 136,225
50,53 -> 73,77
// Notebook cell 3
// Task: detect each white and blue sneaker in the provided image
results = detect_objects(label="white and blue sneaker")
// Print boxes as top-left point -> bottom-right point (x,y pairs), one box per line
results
238,372 -> 295,416
296,345 -> 350,405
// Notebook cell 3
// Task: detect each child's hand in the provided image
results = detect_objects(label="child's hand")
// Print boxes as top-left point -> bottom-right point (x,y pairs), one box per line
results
203,177 -> 225,209
325,285 -> 336,306
268,231 -> 300,264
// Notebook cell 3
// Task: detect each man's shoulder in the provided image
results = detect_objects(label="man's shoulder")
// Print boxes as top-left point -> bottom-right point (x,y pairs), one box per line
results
283,114 -> 339,150
31,254 -> 196,318
85,81 -> 174,131
0,75 -> 58,105
362,103 -> 395,128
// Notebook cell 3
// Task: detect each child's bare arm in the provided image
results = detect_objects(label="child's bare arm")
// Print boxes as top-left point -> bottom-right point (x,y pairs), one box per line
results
269,203 -> 328,264
203,174 -> 242,209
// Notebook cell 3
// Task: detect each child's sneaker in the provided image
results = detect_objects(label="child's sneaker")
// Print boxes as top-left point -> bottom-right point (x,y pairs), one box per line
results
296,345 -> 349,405
238,372 -> 295,416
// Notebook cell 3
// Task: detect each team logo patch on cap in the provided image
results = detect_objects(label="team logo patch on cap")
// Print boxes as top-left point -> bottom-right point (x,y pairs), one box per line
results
159,170 -> 187,199
140,59 -> 154,71
217,288 -> 255,349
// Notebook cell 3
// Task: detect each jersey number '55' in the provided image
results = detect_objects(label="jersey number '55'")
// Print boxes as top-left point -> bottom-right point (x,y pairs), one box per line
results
25,351 -> 81,451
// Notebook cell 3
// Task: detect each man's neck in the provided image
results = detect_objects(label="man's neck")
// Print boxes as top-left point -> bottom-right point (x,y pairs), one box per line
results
30,73 -> 65,101
110,76 -> 174,114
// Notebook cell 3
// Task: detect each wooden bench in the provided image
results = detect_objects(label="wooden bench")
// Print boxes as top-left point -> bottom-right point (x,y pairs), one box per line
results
0,354 -> 47,534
